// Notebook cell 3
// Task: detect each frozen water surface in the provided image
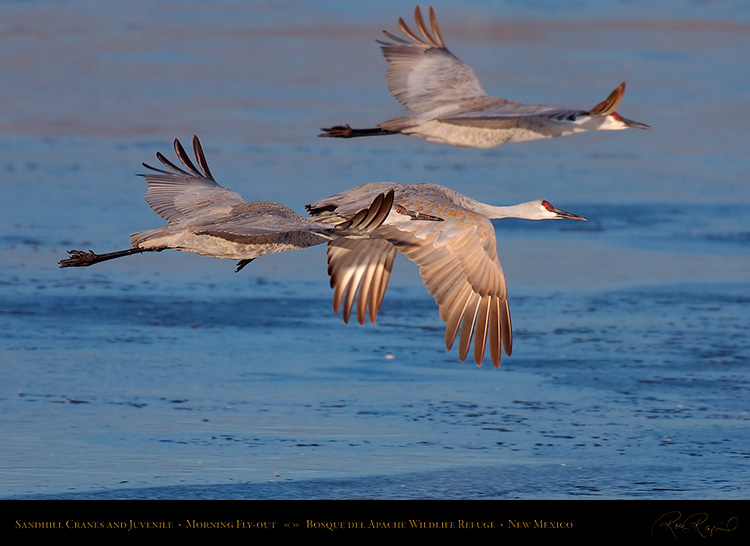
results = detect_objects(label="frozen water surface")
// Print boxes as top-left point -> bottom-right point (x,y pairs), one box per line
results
1,0 -> 748,500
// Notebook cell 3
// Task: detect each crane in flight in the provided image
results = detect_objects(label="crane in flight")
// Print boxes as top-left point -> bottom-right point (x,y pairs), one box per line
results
59,136 -> 394,272
59,136 -> 587,367
307,181 -> 587,367
320,5 -> 649,148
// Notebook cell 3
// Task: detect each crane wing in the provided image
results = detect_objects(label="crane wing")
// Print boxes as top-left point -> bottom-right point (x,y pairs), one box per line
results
381,215 -> 512,367
196,190 -> 394,244
325,212 -> 512,367
140,135 -> 246,224
192,202 -> 332,242
378,6 -> 489,113
327,238 -> 398,326
437,105 -> 589,128
434,82 -> 627,127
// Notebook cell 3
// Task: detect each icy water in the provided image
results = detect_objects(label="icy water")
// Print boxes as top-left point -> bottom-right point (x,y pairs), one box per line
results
1,1 -> 749,501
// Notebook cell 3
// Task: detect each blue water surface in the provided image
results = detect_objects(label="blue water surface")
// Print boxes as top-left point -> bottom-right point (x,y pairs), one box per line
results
1,0 -> 748,501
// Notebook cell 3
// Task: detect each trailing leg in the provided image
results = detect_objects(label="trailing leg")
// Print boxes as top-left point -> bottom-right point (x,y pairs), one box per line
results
319,125 -> 398,138
59,247 -> 161,268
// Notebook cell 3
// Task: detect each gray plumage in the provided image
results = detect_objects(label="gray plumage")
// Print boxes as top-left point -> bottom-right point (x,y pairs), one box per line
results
320,5 -> 650,148
60,136 -> 393,272
307,181 -> 587,367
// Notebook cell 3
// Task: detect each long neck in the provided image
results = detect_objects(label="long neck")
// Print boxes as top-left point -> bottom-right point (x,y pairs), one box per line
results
409,184 -> 542,220
461,198 -> 539,220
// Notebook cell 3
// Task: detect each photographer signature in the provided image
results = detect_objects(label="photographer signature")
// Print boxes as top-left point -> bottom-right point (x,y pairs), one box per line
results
651,511 -> 738,539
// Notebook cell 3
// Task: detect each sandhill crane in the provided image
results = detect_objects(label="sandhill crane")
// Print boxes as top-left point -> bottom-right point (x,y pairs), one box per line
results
320,5 -> 650,148
306,181 -> 587,367
59,136 -> 394,272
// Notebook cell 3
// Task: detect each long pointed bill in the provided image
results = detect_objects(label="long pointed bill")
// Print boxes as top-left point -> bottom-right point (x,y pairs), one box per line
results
620,116 -> 651,130
552,207 -> 587,221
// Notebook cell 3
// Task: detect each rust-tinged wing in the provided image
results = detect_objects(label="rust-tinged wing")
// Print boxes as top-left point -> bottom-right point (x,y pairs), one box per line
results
381,213 -> 512,366
327,238 -> 398,325
331,205 -> 512,367
589,82 -> 625,116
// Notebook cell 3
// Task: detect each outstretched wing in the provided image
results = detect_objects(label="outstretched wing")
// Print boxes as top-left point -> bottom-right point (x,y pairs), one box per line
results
382,212 -> 512,367
325,205 -> 512,367
195,190 -> 393,244
307,183 -> 400,325
140,135 -> 246,223
378,5 -> 490,113
433,83 -> 628,128
327,238 -> 398,325
436,103 -> 590,128
192,201 -> 332,242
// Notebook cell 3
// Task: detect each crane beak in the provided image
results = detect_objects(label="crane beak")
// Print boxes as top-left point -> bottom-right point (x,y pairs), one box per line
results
552,207 -> 587,221
620,116 -> 651,130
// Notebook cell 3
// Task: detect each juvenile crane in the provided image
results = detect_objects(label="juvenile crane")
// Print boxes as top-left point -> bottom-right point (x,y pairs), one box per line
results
320,5 -> 649,148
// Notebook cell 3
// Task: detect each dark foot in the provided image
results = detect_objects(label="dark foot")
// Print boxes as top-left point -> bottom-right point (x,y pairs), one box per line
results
58,247 -> 147,268
319,125 -> 397,138
319,124 -> 355,138
235,259 -> 254,272
59,249 -> 99,268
